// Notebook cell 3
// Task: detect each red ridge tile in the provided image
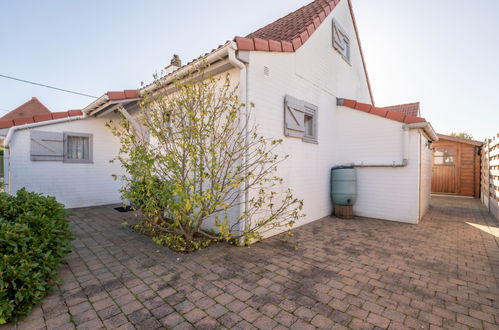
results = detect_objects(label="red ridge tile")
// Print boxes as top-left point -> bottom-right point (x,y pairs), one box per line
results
281,41 -> 294,52
291,37 -> 302,50
404,116 -> 426,124
355,102 -> 372,112
300,30 -> 310,44
33,114 -> 53,122
235,37 -> 255,51
342,99 -> 357,108
370,107 -> 388,117
385,111 -> 406,123
0,120 -> 13,129
254,38 -> 270,51
123,90 -> 139,99
107,91 -> 126,100
13,117 -> 34,125
68,110 -> 83,117
268,39 -> 282,52
306,23 -> 316,37
52,112 -> 69,119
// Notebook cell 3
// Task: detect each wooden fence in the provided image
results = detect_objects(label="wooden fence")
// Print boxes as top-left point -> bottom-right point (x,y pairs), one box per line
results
481,133 -> 499,220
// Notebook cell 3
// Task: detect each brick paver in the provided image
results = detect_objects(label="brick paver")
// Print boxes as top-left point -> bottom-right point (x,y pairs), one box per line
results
2,196 -> 498,329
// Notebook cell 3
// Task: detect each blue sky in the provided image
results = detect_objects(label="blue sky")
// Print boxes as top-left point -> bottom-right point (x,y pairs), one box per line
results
0,0 -> 497,140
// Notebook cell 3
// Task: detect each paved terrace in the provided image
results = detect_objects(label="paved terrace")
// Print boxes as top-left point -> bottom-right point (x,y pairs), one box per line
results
3,196 -> 499,329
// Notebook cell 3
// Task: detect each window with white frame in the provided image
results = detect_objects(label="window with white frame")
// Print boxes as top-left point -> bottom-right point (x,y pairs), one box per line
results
63,132 -> 93,163
284,95 -> 318,143
332,19 -> 350,62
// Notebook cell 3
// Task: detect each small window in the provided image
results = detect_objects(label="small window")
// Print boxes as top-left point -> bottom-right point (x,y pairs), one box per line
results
63,132 -> 93,163
284,95 -> 318,144
433,147 -> 455,165
332,19 -> 350,62
340,37 -> 350,60
304,114 -> 314,137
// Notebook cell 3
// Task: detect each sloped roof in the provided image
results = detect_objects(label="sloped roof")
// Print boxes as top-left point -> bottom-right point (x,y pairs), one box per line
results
1,97 -> 52,120
236,0 -> 339,52
338,98 -> 426,124
437,134 -> 482,146
0,110 -> 83,130
384,102 -> 420,117
234,0 -> 374,105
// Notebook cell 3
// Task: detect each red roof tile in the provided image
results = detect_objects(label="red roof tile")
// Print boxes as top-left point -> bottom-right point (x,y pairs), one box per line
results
383,102 -> 420,117
338,98 -> 426,124
1,97 -> 52,120
107,90 -> 139,101
236,0 -> 338,53
0,110 -> 83,130
234,0 -> 375,105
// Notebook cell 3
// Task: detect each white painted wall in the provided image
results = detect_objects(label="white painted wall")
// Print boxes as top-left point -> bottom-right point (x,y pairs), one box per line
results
244,0 -> 423,236
7,117 -> 124,208
334,109 -> 422,223
419,134 -> 432,220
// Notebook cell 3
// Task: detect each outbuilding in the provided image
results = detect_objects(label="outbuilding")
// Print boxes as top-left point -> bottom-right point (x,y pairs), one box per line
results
431,134 -> 482,197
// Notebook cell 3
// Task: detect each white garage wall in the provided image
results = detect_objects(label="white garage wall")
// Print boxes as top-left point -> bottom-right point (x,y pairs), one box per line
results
334,108 -> 422,223
7,117 -> 124,208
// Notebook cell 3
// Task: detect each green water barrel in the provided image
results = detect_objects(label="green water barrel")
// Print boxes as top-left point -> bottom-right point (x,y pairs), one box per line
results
330,167 -> 357,206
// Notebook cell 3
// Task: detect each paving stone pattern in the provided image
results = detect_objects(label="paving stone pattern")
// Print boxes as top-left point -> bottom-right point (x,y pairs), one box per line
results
2,196 -> 498,329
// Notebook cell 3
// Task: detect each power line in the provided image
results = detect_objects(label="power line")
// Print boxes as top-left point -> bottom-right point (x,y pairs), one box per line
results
0,74 -> 98,99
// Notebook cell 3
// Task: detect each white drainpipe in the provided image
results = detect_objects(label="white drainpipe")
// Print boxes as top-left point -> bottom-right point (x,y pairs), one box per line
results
2,114 -> 86,193
228,42 -> 249,238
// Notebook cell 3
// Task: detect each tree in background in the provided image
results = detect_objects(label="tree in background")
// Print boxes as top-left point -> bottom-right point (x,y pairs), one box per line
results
450,132 -> 474,140
109,67 -> 303,251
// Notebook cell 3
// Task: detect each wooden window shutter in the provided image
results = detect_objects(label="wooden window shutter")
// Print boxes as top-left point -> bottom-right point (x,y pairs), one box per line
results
30,130 -> 64,161
284,95 -> 306,138
332,19 -> 349,59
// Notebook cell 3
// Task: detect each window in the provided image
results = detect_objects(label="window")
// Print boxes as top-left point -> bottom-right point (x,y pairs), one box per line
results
433,147 -> 455,165
304,114 -> 314,138
284,95 -> 318,144
332,19 -> 350,62
63,132 -> 93,163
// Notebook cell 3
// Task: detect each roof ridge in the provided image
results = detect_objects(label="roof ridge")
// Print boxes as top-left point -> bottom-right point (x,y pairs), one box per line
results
338,98 -> 426,124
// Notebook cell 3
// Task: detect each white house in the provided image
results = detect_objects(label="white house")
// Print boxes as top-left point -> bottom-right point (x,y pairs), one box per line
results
2,0 -> 437,234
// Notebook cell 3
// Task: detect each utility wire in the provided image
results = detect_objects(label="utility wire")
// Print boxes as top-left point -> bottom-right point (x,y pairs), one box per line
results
0,74 -> 98,99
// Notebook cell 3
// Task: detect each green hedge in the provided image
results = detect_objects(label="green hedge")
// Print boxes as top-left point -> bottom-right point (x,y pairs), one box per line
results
0,189 -> 73,324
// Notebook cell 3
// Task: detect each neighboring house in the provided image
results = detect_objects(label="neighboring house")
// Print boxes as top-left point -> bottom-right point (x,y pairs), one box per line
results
2,0 -> 438,234
0,97 -> 53,144
432,134 -> 482,198
0,97 -> 52,121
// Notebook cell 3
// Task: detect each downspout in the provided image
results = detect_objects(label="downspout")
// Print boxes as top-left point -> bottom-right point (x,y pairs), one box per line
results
3,115 -> 85,194
228,42 -> 249,240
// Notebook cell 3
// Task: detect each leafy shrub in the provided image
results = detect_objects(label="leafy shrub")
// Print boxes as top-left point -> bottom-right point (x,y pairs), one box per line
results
0,189 -> 73,324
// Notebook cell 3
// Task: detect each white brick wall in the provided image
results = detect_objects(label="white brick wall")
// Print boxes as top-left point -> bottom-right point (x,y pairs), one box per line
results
244,0 -> 425,236
7,117 -> 124,208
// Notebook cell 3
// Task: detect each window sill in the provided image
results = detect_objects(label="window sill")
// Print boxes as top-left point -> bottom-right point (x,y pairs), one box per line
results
63,160 -> 94,164
302,136 -> 318,144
